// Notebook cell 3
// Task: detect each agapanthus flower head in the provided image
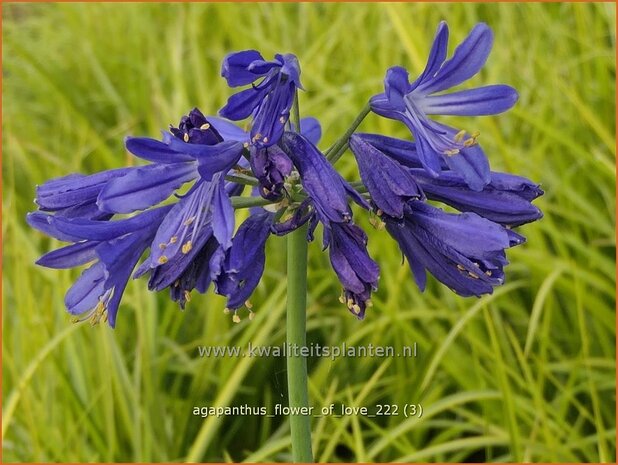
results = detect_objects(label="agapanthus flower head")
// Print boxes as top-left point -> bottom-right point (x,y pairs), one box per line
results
220,50 -> 302,148
370,22 -> 518,191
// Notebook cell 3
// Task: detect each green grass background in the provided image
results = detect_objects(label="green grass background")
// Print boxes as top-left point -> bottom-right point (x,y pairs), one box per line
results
2,2 -> 616,463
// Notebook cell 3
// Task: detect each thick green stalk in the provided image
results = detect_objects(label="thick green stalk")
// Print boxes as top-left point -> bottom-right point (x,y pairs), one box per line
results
286,89 -> 313,462
286,224 -> 313,462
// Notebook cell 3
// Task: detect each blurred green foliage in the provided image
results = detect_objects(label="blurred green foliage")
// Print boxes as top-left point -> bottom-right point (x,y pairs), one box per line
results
2,3 -> 615,462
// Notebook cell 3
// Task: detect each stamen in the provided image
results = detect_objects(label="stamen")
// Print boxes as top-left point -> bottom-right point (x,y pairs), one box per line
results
376,209 -> 383,217
223,308 -> 231,314
338,293 -> 346,304
485,270 -> 492,276
158,256 -> 168,264
444,149 -> 460,156
232,313 -> 241,323
262,136 -> 268,143
456,264 -> 466,271
352,304 -> 361,314
183,133 -> 189,143
366,299 -> 373,308
245,300 -> 253,309
181,241 -> 193,254
183,217 -> 195,227
184,290 -> 191,302
159,243 -> 167,250
468,272 -> 479,279
170,235 -> 179,243
243,142 -> 250,148
279,116 -> 286,124
200,123 -> 210,130
454,129 -> 466,142
249,310 -> 255,321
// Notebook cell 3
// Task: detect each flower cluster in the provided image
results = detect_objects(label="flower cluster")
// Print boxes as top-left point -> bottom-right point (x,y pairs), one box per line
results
29,22 -> 542,327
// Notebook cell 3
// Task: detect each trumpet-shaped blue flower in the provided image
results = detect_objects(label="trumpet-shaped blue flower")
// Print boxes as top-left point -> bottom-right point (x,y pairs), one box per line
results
355,133 -> 543,227
323,221 -> 380,319
28,206 -> 172,327
279,131 -> 368,224
384,201 -> 524,297
220,50 -> 302,147
349,134 -> 424,218
370,22 -> 518,190
215,211 -> 274,312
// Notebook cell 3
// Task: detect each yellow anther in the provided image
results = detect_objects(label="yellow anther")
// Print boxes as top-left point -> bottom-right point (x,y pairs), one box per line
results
184,290 -> 191,302
485,270 -> 492,276
463,138 -> 477,147
444,149 -> 460,156
471,131 -> 480,138
456,264 -> 466,271
338,294 -> 346,304
279,116 -> 286,124
469,272 -> 479,279
245,300 -> 253,309
183,133 -> 189,142
158,256 -> 168,264
261,187 -> 270,196
243,142 -> 250,148
249,311 -> 255,321
366,299 -> 373,308
346,298 -> 354,309
170,235 -> 178,244
159,243 -> 167,250
352,304 -> 361,314
253,133 -> 262,142
183,217 -> 195,226
232,313 -> 241,323
262,136 -> 268,143
200,123 -> 210,130
376,209 -> 383,217
454,129 -> 466,142
223,308 -> 231,314
182,241 -> 193,254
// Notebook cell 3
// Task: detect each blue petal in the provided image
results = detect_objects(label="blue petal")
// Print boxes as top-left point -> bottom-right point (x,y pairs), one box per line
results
421,85 -> 518,116
36,241 -> 99,269
250,80 -> 295,146
97,162 -> 197,214
65,262 -> 106,315
35,168 -> 131,211
418,23 -> 493,95
410,21 -> 449,91
219,85 -> 270,121
50,205 -> 172,241
221,50 -> 266,87
349,134 -> 423,218
211,176 -> 235,248
125,137 -> 196,163
195,141 -> 244,181
205,116 -> 249,142
356,133 -> 424,169
27,211 -> 83,242
299,117 -> 322,145
443,144 -> 490,191
384,66 -> 410,111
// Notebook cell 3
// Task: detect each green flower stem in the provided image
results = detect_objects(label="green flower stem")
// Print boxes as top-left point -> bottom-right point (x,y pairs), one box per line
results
225,173 -> 259,186
285,89 -> 313,462
286,224 -> 313,462
230,196 -> 274,209
325,102 -> 371,163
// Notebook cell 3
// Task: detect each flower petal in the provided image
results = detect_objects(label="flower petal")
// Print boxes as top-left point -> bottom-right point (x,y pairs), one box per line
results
205,116 -> 249,142
421,85 -> 518,116
194,141 -> 244,181
418,23 -> 493,94
443,144 -> 490,191
299,117 -> 322,146
384,66 -> 410,110
125,136 -> 196,164
219,85 -> 269,121
410,21 -> 449,91
36,241 -> 99,269
97,162 -> 197,214
221,50 -> 266,87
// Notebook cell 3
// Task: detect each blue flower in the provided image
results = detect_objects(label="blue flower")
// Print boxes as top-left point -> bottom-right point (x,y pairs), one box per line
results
215,211 -> 274,317
322,221 -> 380,319
133,175 -> 242,309
279,131 -> 369,224
355,133 -> 543,227
384,201 -> 524,297
27,206 -> 172,327
220,50 -> 302,147
370,22 -> 518,190
349,134 -> 424,218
